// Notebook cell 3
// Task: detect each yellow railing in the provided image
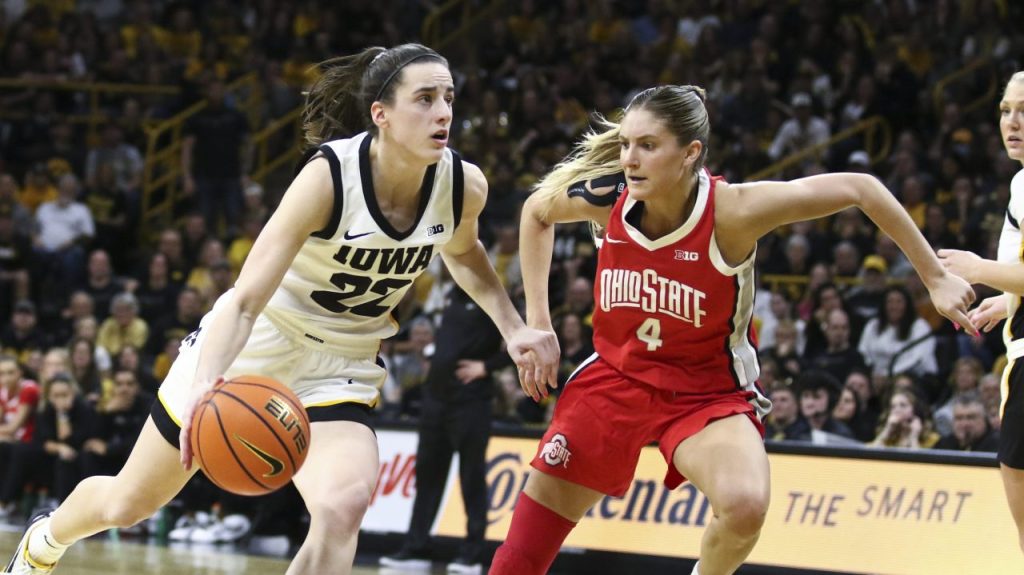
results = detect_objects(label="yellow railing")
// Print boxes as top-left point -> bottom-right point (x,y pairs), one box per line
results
422,0 -> 504,51
759,274 -> 905,297
745,116 -> 892,182
932,58 -> 998,117
250,106 -> 305,184
0,78 -> 178,143
139,72 -> 265,239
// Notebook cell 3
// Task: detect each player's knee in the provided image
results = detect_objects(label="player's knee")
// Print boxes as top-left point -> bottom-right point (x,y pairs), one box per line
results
717,488 -> 769,538
306,484 -> 371,538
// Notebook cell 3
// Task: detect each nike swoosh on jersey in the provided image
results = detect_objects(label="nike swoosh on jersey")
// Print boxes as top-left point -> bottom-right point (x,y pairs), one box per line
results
235,435 -> 285,477
604,236 -> 628,244
343,230 -> 375,240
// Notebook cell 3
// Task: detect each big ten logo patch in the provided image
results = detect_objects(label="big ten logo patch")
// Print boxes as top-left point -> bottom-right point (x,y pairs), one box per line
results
426,224 -> 445,236
675,250 -> 699,261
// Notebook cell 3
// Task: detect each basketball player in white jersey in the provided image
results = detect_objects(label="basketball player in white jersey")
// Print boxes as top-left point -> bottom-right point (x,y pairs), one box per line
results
4,43 -> 558,575
938,71 -> 1024,554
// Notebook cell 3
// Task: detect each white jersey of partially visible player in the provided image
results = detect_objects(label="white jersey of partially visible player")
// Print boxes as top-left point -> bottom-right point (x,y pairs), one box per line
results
999,168 -> 1024,359
263,132 -> 463,358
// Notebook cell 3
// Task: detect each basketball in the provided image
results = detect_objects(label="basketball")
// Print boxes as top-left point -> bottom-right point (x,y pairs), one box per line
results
190,375 -> 311,496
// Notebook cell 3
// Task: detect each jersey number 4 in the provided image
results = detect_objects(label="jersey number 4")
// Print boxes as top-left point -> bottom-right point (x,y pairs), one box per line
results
636,318 -> 663,351
311,273 -> 412,317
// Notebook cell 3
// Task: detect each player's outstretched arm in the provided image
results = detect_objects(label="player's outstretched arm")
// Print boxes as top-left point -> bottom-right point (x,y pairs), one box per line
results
719,172 -> 977,333
440,161 -> 559,401
179,157 -> 333,469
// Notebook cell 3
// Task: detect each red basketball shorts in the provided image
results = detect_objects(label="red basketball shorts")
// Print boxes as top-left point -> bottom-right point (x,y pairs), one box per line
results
531,355 -> 764,497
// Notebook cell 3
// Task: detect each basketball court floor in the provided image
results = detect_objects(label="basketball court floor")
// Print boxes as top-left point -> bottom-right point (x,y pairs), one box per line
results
0,530 -> 452,575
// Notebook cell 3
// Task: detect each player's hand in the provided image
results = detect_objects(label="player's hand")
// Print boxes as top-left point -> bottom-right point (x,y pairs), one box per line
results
924,270 -> 978,336
179,376 -> 222,470
507,326 -> 560,402
969,294 -> 1009,333
937,249 -> 982,284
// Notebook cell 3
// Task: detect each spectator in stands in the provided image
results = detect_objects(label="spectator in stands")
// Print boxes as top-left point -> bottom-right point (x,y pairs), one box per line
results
0,300 -> 47,366
756,291 -> 804,353
34,173 -> 94,287
383,317 -> 434,419
0,374 -> 93,509
180,212 -> 210,271
933,356 -> 984,436
870,388 -> 940,449
78,249 -> 125,322
550,277 -> 594,327
84,123 -> 142,199
804,309 -> 866,383
0,210 -> 32,319
0,173 -> 33,236
19,164 -> 57,214
227,215 -> 263,275
145,287 -> 201,362
768,92 -> 831,160
133,252 -> 183,327
204,258 -> 234,310
933,392 -> 999,453
113,345 -> 157,394
67,337 -> 106,405
764,385 -> 810,441
96,292 -> 148,357
831,386 -> 872,443
185,238 -> 227,305
181,77 -> 251,238
81,369 -> 150,478
82,161 -> 130,266
555,313 -> 593,387
761,319 -> 802,384
831,241 -> 862,278
859,285 -> 937,380
845,254 -> 889,323
797,371 -> 855,440
156,228 -> 190,284
0,355 -> 40,517
844,369 -> 881,438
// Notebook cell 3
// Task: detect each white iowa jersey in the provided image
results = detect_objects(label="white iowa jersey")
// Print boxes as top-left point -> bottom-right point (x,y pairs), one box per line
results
263,132 -> 463,357
999,169 -> 1024,358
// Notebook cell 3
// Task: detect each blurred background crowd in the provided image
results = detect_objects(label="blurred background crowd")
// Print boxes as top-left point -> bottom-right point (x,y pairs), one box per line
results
0,0 -> 1021,548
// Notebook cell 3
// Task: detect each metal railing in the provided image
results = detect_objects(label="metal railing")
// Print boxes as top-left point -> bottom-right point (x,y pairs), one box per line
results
139,72 -> 263,239
250,106 -> 305,184
0,78 -> 179,143
932,57 -> 999,117
745,116 -> 892,182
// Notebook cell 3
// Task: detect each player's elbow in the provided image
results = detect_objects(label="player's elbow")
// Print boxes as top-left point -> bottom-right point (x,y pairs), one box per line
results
522,192 -> 554,228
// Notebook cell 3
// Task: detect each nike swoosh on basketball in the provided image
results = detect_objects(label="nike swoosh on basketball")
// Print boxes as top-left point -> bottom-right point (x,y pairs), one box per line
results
343,230 -> 375,240
235,435 -> 285,477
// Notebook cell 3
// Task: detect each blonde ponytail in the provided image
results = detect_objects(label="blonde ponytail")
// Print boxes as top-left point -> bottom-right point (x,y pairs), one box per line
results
531,114 -> 623,221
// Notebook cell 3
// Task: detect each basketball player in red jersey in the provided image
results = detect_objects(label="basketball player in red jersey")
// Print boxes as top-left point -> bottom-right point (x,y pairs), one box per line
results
489,85 -> 977,575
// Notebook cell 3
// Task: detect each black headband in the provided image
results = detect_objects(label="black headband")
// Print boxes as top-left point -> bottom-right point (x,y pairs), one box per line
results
373,53 -> 437,103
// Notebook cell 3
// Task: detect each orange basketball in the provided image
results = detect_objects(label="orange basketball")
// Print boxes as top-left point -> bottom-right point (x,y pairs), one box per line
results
191,375 -> 311,496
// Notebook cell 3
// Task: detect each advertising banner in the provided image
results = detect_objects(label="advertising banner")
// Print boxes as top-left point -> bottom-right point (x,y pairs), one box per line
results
361,429 -> 420,533
433,435 -> 1019,574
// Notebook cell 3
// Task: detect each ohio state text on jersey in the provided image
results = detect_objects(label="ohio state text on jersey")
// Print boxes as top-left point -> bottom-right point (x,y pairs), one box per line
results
592,169 -> 760,395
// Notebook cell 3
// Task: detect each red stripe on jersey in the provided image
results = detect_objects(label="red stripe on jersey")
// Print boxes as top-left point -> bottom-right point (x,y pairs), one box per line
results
591,171 -> 757,394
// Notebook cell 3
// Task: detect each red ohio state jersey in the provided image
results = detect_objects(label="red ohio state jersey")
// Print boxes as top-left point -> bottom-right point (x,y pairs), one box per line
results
592,169 -> 760,395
